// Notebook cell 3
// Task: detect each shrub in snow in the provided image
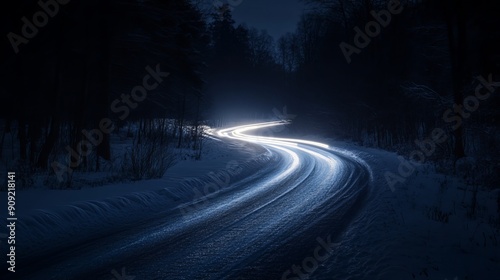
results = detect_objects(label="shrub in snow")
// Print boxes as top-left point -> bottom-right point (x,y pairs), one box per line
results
123,143 -> 175,180
121,130 -> 176,180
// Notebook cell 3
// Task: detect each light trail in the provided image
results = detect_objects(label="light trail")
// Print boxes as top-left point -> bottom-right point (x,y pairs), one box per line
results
216,121 -> 329,149
215,121 -> 335,170
21,121 -> 371,280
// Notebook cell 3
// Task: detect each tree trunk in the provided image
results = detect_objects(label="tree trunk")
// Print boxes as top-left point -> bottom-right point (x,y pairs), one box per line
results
37,117 -> 60,169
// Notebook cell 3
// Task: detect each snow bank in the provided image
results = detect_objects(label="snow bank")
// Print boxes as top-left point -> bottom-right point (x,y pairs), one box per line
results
0,138 -> 272,259
316,140 -> 500,280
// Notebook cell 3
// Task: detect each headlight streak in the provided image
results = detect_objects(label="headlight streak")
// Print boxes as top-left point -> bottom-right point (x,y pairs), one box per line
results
132,121 -> 343,248
216,121 -> 336,171
124,122 -> 346,251
124,142 -> 304,250
218,122 -> 328,146
26,121 -> 374,280
172,127 -> 304,228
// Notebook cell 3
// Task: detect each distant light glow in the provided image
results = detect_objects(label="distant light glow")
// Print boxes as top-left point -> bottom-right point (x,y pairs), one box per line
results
216,121 -> 329,149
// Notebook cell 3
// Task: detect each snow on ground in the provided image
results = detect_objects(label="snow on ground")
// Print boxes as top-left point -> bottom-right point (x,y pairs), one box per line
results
316,140 -> 500,280
0,136 -> 271,257
1,130 -> 499,279
1,137 -> 263,217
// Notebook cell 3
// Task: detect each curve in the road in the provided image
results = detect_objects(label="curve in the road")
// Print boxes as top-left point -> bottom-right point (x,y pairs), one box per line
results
14,121 -> 372,280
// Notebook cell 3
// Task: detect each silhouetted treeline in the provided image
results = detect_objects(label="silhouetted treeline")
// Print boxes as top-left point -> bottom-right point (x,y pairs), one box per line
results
0,0 -> 208,176
279,0 -> 499,185
1,0 -> 499,187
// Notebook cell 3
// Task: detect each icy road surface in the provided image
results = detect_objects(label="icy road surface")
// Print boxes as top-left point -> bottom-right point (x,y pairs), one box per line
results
14,121 -> 372,280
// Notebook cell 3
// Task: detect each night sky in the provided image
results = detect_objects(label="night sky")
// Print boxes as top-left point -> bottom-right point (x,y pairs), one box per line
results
231,0 -> 305,40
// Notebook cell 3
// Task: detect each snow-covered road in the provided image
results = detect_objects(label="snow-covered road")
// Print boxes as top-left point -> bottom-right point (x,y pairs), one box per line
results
13,121 -> 372,280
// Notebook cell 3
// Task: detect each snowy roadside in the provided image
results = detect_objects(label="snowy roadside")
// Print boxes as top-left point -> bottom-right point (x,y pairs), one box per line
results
8,138 -> 264,215
0,137 -> 271,256
1,133 -> 498,279
316,140 -> 500,280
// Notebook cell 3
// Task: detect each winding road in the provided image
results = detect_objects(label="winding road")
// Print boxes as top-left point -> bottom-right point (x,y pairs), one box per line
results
14,121 -> 371,280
